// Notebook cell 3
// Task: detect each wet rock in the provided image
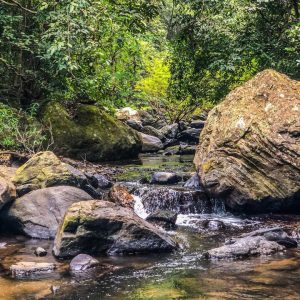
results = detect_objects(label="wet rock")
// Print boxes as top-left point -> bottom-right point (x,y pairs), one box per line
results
137,187 -> 211,214
109,184 -> 134,209
194,70 -> 300,213
1,186 -> 92,239
126,119 -> 143,131
70,254 -> 100,272
184,173 -> 201,189
146,210 -> 177,230
139,133 -> 163,152
151,172 -> 180,185
178,128 -> 201,144
34,247 -> 47,257
190,120 -> 205,129
204,220 -> 225,231
10,262 -> 56,278
12,151 -> 98,197
238,227 -> 298,248
160,124 -> 179,139
207,236 -> 285,260
53,200 -> 177,258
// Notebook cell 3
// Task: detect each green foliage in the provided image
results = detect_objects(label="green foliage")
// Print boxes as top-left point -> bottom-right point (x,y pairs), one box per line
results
0,103 -> 48,153
169,0 -> 300,106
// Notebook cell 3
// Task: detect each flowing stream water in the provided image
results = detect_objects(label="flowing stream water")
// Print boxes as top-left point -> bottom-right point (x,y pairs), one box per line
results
1,154 -> 300,299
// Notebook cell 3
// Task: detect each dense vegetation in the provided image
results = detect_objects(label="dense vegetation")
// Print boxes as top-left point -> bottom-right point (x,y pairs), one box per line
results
0,0 -> 299,150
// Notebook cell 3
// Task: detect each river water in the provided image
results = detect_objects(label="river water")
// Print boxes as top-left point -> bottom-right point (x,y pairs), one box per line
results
0,154 -> 300,300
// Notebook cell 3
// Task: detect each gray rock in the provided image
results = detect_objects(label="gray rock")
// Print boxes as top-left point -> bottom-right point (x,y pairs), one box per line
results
10,262 -> 56,278
160,124 -> 179,139
126,119 -> 143,131
1,186 -> 92,239
178,128 -> 202,144
207,236 -> 285,259
184,173 -> 201,189
190,120 -> 205,129
70,254 -> 100,272
146,210 -> 177,230
142,126 -> 165,141
139,133 -> 163,152
53,200 -> 177,258
93,174 -> 113,189
34,247 -> 47,257
238,227 -> 298,248
151,172 -> 180,185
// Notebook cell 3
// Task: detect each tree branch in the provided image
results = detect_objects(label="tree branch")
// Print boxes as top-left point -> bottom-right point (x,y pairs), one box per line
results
0,0 -> 37,14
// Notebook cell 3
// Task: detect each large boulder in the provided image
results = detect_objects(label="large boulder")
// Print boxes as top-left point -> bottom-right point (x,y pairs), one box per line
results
42,102 -> 142,162
13,152 -> 85,191
139,133 -> 163,152
194,70 -> 300,213
12,151 -> 100,198
1,186 -> 92,239
0,167 -> 16,210
53,200 -> 177,258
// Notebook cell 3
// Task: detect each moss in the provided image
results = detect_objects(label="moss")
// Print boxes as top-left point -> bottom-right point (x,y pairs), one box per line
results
201,159 -> 213,173
41,102 -> 142,162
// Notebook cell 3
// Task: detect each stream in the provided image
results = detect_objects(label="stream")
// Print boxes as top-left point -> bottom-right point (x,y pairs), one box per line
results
1,154 -> 300,299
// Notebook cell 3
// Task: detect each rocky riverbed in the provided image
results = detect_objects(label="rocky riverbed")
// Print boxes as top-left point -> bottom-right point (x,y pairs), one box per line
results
0,153 -> 300,300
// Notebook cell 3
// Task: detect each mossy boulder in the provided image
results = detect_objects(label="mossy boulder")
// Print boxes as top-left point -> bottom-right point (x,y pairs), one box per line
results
42,102 -> 142,162
12,151 -> 87,193
194,69 -> 300,213
53,200 -> 177,258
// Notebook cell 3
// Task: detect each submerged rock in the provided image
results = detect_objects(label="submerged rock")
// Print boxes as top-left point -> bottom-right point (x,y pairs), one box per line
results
137,187 -> 211,214
194,69 -> 300,213
207,236 -> 285,260
139,133 -> 163,152
70,254 -> 100,272
42,102 -> 142,162
53,200 -> 177,258
1,186 -> 92,239
10,262 -> 56,278
207,227 -> 297,260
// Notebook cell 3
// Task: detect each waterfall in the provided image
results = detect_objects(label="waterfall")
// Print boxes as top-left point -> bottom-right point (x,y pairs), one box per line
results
210,198 -> 226,214
133,195 -> 148,219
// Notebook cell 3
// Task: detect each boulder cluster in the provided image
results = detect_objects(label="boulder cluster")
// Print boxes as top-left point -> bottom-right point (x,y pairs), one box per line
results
116,106 -> 209,156
0,151 -> 177,270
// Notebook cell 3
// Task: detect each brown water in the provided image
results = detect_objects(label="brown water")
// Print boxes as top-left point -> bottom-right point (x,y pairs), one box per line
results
0,155 -> 300,300
0,215 -> 299,300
